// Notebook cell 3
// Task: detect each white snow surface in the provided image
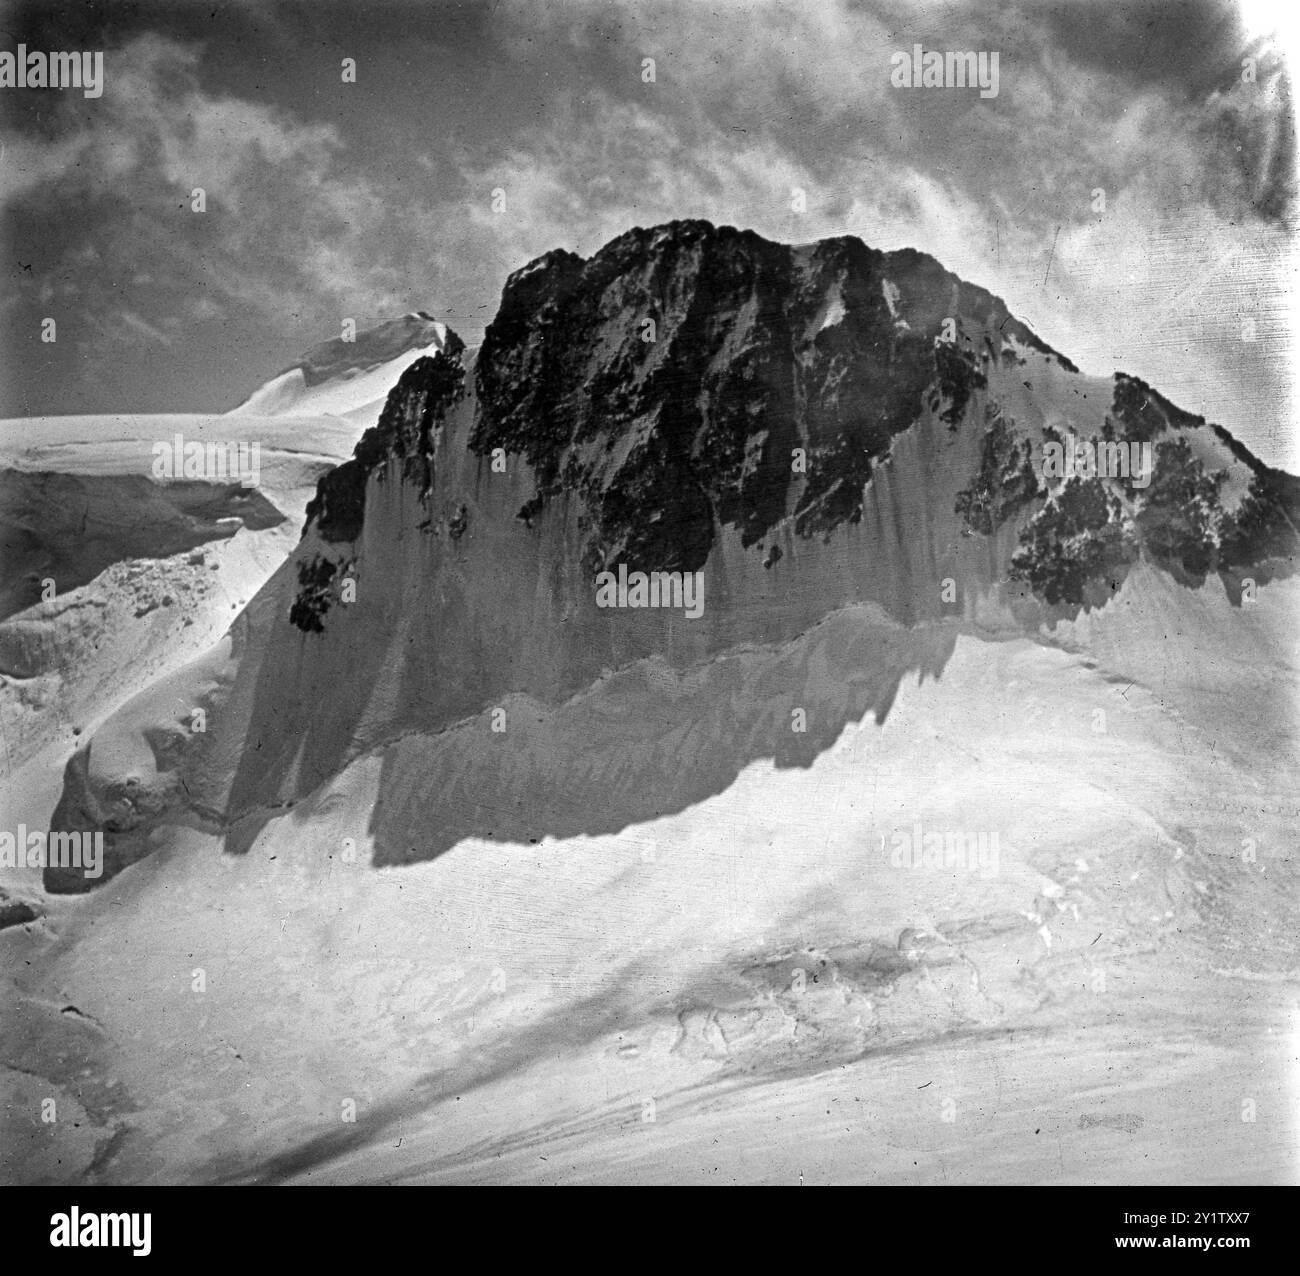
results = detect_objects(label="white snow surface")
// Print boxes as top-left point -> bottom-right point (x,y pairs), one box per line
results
3,561 -> 1296,1185
1,316 -> 1297,1187
231,342 -> 445,424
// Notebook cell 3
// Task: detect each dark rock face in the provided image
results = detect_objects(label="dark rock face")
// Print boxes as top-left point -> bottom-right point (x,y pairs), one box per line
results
47,220 -> 1300,891
1000,373 -> 1300,605
304,337 -> 467,546
293,220 -> 1298,618
0,888 -> 40,929
1134,436 -> 1224,584
932,340 -> 988,429
1012,476 -> 1137,606
1111,372 -> 1205,440
289,555 -> 344,634
469,221 -> 1039,570
447,502 -> 469,541
955,404 -> 1039,534
1219,470 -> 1300,576
291,339 -> 466,632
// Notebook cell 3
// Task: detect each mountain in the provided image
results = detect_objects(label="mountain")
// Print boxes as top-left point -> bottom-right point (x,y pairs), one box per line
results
5,222 -> 1297,1186
49,219 -> 1297,886
0,316 -> 440,906
230,312 -> 452,422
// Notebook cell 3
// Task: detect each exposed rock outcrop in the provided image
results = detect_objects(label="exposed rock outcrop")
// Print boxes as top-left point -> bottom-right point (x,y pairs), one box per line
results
45,220 -> 1300,891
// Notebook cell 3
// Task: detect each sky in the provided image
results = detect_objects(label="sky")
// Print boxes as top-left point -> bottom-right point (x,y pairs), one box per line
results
1,0 -> 1297,466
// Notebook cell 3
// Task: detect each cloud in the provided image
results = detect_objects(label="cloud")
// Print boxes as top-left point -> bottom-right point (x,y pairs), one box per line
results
457,97 -> 819,264
1,32 -> 436,410
2,3 -> 1294,464
465,2 -> 1294,462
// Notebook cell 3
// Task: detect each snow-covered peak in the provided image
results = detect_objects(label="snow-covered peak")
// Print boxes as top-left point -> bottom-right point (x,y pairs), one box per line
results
230,312 -> 449,421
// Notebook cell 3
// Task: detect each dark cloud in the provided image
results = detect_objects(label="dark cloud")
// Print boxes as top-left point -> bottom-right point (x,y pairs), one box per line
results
0,1 -> 1294,465
1033,0 -> 1247,95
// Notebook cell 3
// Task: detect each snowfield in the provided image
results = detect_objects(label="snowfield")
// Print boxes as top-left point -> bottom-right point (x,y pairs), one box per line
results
4,570 -> 1297,1184
2,303 -> 1296,1187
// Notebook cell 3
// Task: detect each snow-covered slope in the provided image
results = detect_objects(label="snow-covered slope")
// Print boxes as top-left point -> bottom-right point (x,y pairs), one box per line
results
230,312 -> 451,424
6,579 -> 1296,1183
55,223 -> 1295,882
3,225 -> 1296,1185
0,413 -> 342,787
0,316 -> 448,899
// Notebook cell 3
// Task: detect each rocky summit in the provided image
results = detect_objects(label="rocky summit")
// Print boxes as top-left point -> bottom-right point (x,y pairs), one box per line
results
45,220 -> 1300,893
302,218 -> 1296,622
